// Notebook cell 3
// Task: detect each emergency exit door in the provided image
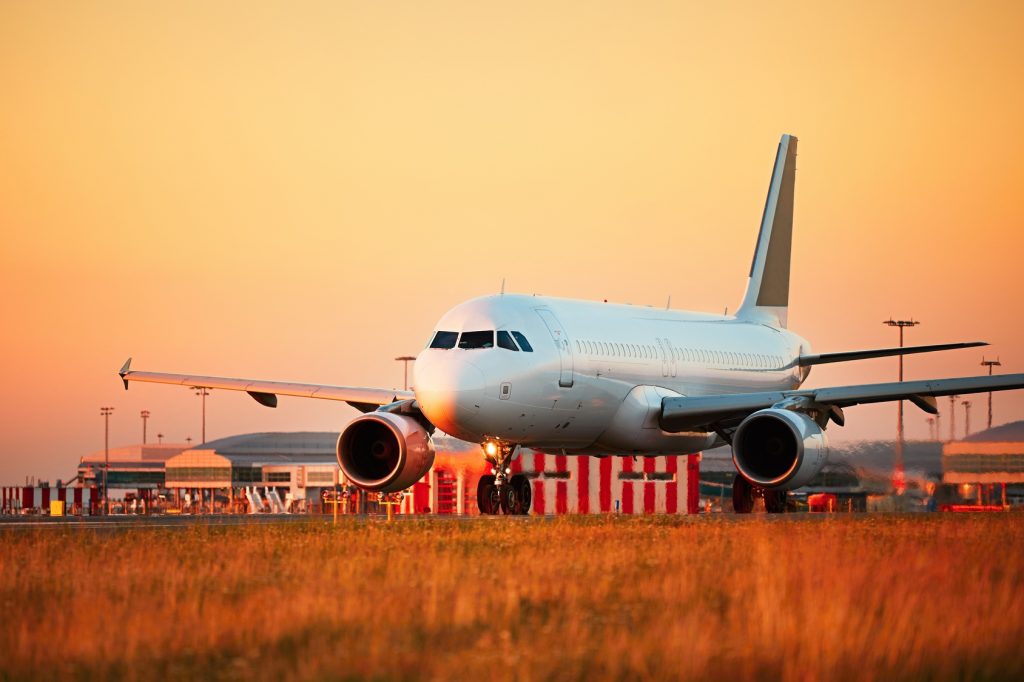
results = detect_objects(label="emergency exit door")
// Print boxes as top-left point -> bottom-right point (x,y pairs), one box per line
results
534,308 -> 574,388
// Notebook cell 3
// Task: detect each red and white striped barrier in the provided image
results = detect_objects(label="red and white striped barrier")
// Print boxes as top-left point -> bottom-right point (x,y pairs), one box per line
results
1,487 -> 99,514
399,452 -> 700,515
511,452 -> 700,515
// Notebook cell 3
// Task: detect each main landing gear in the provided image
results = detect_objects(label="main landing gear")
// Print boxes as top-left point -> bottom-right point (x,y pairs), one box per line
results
732,474 -> 787,514
477,442 -> 532,515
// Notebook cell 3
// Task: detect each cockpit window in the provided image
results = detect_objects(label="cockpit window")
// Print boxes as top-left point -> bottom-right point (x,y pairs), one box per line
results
458,331 -> 494,349
497,331 -> 519,351
429,331 -> 458,349
511,331 -> 533,352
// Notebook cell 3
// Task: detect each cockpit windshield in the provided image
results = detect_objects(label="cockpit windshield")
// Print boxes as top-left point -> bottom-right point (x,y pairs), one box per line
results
511,331 -> 533,352
458,331 -> 494,349
429,331 -> 458,349
497,331 -> 519,351
431,329 -> 533,351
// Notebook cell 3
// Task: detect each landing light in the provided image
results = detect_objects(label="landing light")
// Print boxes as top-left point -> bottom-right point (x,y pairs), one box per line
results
484,441 -> 498,457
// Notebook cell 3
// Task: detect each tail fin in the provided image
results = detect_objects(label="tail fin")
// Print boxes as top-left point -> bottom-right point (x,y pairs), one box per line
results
735,134 -> 798,328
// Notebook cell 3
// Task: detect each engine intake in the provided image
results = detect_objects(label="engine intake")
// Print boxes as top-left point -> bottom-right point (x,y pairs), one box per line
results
337,412 -> 435,493
732,408 -> 829,490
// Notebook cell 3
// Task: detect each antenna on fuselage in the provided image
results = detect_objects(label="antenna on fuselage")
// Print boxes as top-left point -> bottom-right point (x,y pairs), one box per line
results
500,278 -> 506,295
666,295 -> 671,310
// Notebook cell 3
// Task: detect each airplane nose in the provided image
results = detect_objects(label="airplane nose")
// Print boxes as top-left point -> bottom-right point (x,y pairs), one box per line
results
414,354 -> 486,439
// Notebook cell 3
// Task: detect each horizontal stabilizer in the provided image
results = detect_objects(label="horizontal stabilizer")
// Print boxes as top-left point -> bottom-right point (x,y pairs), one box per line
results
798,341 -> 987,367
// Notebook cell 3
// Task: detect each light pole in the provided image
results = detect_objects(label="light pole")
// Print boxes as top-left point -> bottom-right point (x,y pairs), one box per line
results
980,357 -> 1002,431
395,356 -> 416,391
140,410 -> 151,444
883,318 -> 918,493
100,406 -> 114,515
948,395 -> 959,441
157,432 -> 164,444
962,400 -> 972,439
883,318 -> 919,441
192,387 -> 209,443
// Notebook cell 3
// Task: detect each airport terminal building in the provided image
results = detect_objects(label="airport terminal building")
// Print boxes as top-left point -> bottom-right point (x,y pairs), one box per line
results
943,420 -> 1024,506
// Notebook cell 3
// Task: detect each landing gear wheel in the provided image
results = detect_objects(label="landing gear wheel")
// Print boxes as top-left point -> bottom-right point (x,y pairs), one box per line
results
732,474 -> 755,514
501,474 -> 532,515
764,489 -> 787,514
477,475 -> 501,515
513,474 -> 531,515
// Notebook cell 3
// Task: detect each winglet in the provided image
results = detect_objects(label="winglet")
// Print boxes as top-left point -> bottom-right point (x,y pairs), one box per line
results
119,357 -> 132,390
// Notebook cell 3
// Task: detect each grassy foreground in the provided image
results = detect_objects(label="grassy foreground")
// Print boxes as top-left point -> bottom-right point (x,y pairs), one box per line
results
1,515 -> 1022,681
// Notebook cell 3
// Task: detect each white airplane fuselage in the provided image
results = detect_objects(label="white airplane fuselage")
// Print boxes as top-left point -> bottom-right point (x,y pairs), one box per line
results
414,294 -> 810,455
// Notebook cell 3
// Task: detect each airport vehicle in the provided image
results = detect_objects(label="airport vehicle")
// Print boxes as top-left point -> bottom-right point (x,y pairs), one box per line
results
119,135 -> 1024,514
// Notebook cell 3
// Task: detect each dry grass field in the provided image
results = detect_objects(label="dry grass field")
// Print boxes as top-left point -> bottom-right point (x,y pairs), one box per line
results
1,514 -> 1022,681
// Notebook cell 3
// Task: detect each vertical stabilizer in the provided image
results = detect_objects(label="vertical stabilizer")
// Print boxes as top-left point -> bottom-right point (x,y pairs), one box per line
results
735,134 -> 798,328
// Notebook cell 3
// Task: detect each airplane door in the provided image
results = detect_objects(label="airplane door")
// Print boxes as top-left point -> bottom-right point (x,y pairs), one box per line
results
662,338 -> 678,377
656,338 -> 669,377
535,308 -> 574,388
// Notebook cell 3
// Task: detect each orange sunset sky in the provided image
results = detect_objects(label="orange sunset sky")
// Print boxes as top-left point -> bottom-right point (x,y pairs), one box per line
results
1,1 -> 1023,483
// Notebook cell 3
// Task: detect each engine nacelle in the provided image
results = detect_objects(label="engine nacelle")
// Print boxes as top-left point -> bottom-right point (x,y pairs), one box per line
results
732,408 -> 829,490
337,412 -> 435,493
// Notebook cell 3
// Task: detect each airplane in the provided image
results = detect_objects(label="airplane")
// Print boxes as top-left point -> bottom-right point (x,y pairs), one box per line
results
118,134 -> 1024,514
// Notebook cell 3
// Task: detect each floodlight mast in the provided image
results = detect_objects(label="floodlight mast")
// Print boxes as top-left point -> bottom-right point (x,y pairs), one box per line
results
395,356 -> 416,392
883,318 -> 919,492
981,357 -> 1002,430
192,387 -> 209,443
100,406 -> 114,515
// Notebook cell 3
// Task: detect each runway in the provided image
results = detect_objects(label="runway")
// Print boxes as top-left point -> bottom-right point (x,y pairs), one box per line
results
0,514 -> 349,530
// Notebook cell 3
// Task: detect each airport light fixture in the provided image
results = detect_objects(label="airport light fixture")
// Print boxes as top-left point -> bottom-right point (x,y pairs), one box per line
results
882,318 -> 919,440
981,357 -> 1002,430
100,406 -> 114,515
883,318 -> 918,492
140,409 -> 151,444
962,400 -> 973,438
192,387 -> 210,443
157,432 -> 164,444
948,395 -> 959,441
395,356 -> 416,392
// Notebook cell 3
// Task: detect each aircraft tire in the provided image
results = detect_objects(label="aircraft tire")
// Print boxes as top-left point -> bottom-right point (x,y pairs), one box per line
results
732,474 -> 755,514
764,489 -> 787,514
477,475 -> 499,515
509,474 -> 532,515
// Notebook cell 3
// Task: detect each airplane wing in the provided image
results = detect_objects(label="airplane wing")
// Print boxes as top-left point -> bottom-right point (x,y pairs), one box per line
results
797,341 -> 987,367
659,372 -> 1024,433
118,359 -> 413,413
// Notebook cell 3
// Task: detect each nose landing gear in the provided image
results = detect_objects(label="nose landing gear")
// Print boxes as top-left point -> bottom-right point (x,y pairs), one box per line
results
477,442 -> 532,515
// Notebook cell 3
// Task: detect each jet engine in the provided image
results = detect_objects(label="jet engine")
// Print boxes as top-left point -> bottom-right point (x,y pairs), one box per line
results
732,408 -> 829,490
337,412 -> 435,493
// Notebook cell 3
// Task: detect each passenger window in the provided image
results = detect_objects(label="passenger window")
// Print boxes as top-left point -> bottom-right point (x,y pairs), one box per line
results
497,331 -> 519,351
429,331 -> 458,349
458,331 -> 494,349
511,331 -> 533,352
